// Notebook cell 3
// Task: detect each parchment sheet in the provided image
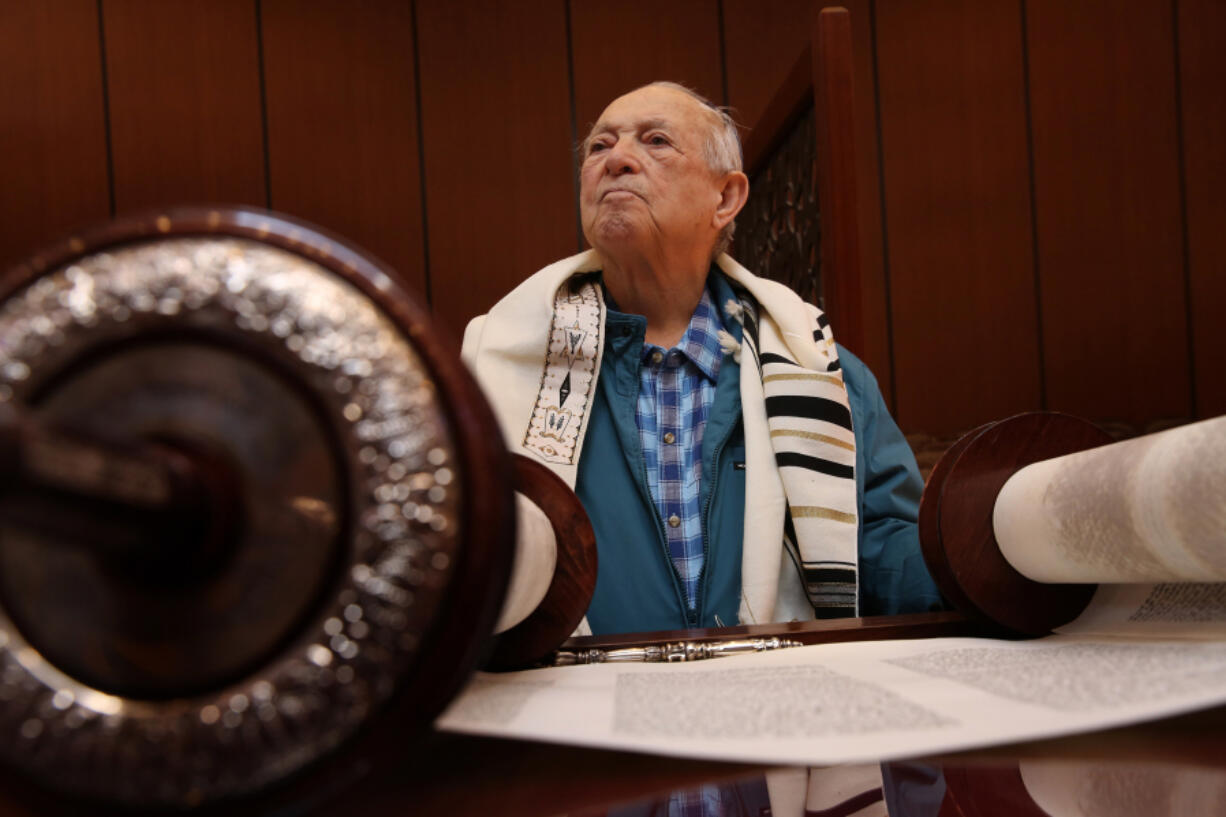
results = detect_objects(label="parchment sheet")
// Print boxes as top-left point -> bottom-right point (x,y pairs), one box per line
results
1057,583 -> 1226,639
436,634 -> 1226,766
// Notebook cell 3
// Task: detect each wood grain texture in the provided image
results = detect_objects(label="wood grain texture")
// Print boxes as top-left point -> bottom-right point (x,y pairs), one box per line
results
724,1 -> 892,399
724,0 -> 824,131
876,0 -> 1040,434
812,9 -> 865,357
570,0 -> 725,133
928,414 -> 1109,637
416,0 -> 577,336
1177,0 -> 1226,420
917,421 -> 993,619
1027,0 -> 1188,425
0,1 -> 110,273
261,0 -> 426,297
834,0 -> 889,398
102,0 -> 265,212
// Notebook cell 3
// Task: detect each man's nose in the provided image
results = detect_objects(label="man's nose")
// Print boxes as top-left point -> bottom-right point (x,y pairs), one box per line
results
604,138 -> 640,175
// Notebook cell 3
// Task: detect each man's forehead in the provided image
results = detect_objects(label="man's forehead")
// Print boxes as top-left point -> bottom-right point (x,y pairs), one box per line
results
591,86 -> 708,134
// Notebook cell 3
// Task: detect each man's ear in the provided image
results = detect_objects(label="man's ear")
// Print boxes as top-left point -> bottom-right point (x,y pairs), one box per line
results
713,171 -> 750,230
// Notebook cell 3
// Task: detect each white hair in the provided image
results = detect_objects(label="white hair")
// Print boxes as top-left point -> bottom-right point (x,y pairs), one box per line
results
647,82 -> 744,256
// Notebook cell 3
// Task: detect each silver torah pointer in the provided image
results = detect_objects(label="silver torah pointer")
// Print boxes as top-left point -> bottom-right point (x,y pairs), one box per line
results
551,636 -> 803,666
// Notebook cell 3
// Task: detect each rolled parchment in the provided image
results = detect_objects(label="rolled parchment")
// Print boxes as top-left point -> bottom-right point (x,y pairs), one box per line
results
1019,760 -> 1226,817
492,493 -> 558,633
993,416 -> 1226,584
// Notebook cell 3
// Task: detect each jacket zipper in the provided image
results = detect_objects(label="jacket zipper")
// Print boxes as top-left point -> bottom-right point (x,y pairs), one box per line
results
694,427 -> 730,626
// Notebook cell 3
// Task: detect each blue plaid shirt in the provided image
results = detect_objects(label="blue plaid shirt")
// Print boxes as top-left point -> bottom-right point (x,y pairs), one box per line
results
632,286 -> 724,611
606,283 -> 765,817
605,284 -> 729,817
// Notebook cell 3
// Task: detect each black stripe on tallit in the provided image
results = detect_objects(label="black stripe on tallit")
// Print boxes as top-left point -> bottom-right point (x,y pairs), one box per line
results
814,606 -> 856,619
765,395 -> 853,429
811,596 -> 858,608
808,585 -> 858,597
783,502 -> 799,549
775,452 -> 854,479
826,358 -> 841,372
740,329 -> 761,368
810,594 -> 858,605
735,305 -> 755,343
758,352 -> 798,367
803,567 -> 858,584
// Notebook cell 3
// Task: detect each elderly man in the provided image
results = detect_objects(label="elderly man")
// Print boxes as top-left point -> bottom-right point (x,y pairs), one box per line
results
462,81 -> 941,637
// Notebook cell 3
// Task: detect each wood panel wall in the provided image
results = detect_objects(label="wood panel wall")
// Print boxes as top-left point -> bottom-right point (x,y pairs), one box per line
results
0,0 -> 1220,435
876,0 -> 1041,432
0,1 -> 110,265
417,0 -> 575,335
102,0 -> 266,212
1178,0 -> 1226,420
261,0 -> 427,296
1027,0 -> 1188,427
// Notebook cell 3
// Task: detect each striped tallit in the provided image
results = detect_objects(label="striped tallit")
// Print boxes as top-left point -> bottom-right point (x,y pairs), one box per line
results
731,290 -> 859,618
462,248 -> 862,626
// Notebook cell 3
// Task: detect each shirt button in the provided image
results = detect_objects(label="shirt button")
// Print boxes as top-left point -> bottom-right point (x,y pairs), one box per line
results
650,350 -> 664,364
668,514 -> 681,528
662,431 -> 676,444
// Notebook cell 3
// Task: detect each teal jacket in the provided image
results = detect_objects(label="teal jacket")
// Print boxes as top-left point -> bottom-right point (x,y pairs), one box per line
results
576,273 -> 943,635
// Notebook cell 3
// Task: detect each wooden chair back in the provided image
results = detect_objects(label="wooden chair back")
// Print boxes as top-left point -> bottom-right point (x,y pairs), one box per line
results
733,7 -> 864,355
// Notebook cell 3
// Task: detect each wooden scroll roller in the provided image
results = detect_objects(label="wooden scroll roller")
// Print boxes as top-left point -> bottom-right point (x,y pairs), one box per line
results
490,455 -> 597,671
0,206 -> 595,812
920,411 -> 1226,637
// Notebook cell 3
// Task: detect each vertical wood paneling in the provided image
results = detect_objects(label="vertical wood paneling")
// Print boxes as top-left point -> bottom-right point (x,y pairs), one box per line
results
570,0 -> 724,136
417,0 -> 576,335
103,0 -> 265,212
4,1 -> 1218,434
1027,0 -> 1188,425
261,1 -> 425,297
1178,0 -> 1226,419
877,0 -> 1039,433
724,0 -> 822,130
723,0 -> 892,403
0,1 -> 110,272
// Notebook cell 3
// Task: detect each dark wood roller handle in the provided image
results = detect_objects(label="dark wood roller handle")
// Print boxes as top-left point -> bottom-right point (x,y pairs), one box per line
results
485,454 -> 599,670
0,401 -> 240,582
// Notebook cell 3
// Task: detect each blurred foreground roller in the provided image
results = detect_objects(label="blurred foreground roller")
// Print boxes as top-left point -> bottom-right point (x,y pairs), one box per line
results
0,207 -> 594,811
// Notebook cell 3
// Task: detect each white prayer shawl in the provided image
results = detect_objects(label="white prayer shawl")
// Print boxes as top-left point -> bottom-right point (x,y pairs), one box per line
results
461,250 -> 859,627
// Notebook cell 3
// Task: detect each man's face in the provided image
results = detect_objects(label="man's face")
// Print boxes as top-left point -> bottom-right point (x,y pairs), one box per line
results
579,86 -> 724,261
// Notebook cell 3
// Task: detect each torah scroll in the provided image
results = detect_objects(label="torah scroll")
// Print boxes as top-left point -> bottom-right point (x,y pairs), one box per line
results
993,416 -> 1226,585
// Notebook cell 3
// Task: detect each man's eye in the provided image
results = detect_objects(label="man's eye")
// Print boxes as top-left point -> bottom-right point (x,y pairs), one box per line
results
648,135 -> 669,146
588,142 -> 608,154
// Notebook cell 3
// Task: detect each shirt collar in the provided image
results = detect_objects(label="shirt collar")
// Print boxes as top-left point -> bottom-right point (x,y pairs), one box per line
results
669,285 -> 724,384
603,275 -> 725,385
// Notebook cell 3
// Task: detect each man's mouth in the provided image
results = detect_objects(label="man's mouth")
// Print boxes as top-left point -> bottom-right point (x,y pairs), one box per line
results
600,188 -> 642,201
